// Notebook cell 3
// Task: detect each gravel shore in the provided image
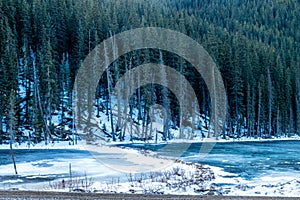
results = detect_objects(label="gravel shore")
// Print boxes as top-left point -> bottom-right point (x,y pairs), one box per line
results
0,190 -> 298,200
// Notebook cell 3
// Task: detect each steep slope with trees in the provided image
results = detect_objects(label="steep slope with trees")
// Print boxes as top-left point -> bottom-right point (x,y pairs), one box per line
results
0,0 -> 299,143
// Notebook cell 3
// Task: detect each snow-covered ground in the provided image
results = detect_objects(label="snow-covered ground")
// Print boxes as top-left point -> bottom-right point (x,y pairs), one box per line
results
211,165 -> 300,197
0,140 -> 86,150
213,135 -> 300,143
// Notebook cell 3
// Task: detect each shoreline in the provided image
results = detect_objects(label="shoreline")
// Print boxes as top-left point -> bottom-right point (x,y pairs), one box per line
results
107,136 -> 300,147
0,135 -> 299,150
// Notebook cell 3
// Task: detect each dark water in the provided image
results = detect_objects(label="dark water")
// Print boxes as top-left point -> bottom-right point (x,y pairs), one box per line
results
118,140 -> 300,180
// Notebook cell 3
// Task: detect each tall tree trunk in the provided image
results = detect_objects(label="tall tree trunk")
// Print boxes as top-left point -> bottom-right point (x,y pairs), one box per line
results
179,61 -> 184,139
9,139 -> 17,175
257,81 -> 262,138
0,114 -> 3,134
104,37 -> 115,141
108,62 -> 115,141
289,104 -> 294,136
250,87 -> 256,138
267,68 -> 272,137
32,50 -> 51,143
276,106 -> 280,137
246,84 -> 251,137
296,74 -> 300,135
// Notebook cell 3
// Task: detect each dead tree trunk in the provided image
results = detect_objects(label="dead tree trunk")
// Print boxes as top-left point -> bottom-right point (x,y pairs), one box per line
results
8,90 -> 17,175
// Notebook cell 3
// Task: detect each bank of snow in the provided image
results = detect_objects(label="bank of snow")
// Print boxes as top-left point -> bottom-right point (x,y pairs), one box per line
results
43,160 -> 217,195
0,140 -> 87,150
207,165 -> 300,197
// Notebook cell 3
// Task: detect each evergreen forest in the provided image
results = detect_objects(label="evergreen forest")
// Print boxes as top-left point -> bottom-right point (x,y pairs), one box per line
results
0,0 -> 299,144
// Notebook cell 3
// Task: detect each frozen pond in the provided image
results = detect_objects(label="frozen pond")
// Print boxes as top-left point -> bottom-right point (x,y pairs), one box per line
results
120,140 -> 300,184
2,140 -> 300,192
0,148 -> 125,189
